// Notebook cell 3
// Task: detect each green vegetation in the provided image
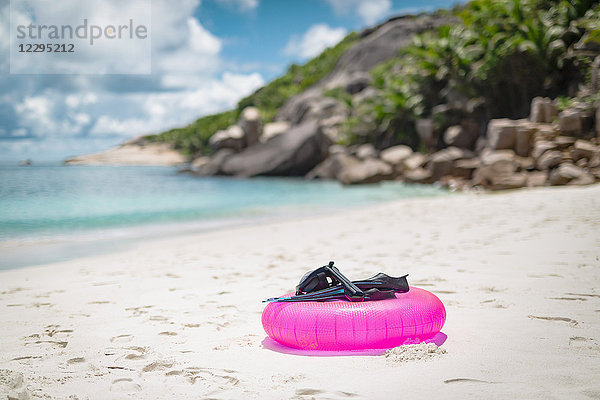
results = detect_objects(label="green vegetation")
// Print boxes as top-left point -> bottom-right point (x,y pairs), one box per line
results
344,0 -> 600,148
146,110 -> 237,156
238,32 -> 358,121
147,32 -> 359,156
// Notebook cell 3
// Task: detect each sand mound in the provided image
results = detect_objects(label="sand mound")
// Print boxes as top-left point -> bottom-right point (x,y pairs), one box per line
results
384,343 -> 447,363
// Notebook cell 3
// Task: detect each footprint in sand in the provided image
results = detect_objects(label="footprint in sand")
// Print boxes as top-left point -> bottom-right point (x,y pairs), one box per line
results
24,339 -> 68,348
125,353 -> 145,361
296,389 -> 324,396
271,373 -> 306,385
110,334 -> 134,343
565,292 -> 600,298
45,326 -> 73,338
480,299 -> 507,309
167,367 -> 240,387
444,378 -> 499,384
122,346 -> 147,360
295,388 -> 360,398
528,315 -> 578,325
110,378 -> 141,393
481,287 -> 506,293
0,369 -> 31,399
213,334 -> 261,351
569,337 -> 600,352
549,296 -> 588,301
142,361 -> 174,372
11,356 -> 42,362
149,315 -> 169,322
125,305 -> 154,317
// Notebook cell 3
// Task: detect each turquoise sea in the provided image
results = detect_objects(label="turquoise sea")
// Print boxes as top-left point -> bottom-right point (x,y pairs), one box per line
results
0,164 -> 446,268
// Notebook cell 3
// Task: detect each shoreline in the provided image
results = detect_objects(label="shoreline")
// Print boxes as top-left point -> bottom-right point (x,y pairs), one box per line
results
0,172 -> 448,270
1,184 -> 599,399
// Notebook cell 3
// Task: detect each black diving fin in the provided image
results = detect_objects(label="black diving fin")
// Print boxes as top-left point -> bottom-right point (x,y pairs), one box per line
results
264,261 -> 409,303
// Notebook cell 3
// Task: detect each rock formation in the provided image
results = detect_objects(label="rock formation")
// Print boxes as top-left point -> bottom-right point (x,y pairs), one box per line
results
300,95 -> 600,191
220,120 -> 330,177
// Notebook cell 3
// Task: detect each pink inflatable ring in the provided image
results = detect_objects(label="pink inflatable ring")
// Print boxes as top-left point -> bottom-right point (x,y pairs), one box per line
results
262,287 -> 446,351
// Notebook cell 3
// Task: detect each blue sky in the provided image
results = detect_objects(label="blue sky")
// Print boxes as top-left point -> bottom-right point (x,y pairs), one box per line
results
0,0 -> 461,162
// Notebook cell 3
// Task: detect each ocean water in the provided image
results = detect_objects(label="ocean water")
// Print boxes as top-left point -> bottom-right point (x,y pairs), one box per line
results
0,164 -> 446,268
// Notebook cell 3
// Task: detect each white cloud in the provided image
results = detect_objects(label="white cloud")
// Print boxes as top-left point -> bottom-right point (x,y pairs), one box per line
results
14,96 -> 53,135
0,5 -> 10,66
357,0 -> 391,25
1,0 -> 267,160
65,93 -> 98,109
325,0 -> 391,25
214,0 -> 259,12
15,92 -> 93,137
89,72 -> 264,136
284,24 -> 347,60
10,71 -> 264,140
158,17 -> 223,88
11,128 -> 28,137
72,113 -> 91,126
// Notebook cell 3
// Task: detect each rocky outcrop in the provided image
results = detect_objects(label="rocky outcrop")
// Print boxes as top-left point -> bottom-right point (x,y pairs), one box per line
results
536,150 -> 563,170
452,158 -> 479,179
558,109 -> 582,136
403,168 -> 433,184
529,97 -> 557,123
486,119 -> 519,150
209,125 -> 245,152
572,139 -> 598,160
305,94 -> 600,190
338,158 -> 393,185
261,121 -> 290,142
64,136 -> 186,166
596,105 -> 600,138
380,145 -> 412,168
220,120 -> 331,177
324,15 -> 454,90
472,150 -> 526,190
190,92 -> 600,191
306,153 -> 361,180
239,107 -> 262,147
194,149 -> 234,175
355,144 -> 378,160
190,156 -> 210,172
443,122 -> 478,149
277,14 -> 452,126
403,153 -> 427,171
428,147 -> 468,181
549,163 -> 595,185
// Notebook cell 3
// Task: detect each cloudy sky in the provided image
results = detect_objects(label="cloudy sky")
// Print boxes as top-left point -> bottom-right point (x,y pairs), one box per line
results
0,0 -> 458,162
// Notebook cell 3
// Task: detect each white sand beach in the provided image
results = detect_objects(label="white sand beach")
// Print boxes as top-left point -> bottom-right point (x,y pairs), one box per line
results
1,185 -> 599,399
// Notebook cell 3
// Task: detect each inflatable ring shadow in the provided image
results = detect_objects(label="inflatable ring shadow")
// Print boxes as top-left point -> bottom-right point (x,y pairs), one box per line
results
261,331 -> 447,357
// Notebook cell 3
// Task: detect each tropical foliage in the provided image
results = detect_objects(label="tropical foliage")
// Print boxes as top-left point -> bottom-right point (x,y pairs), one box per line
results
146,110 -> 237,156
346,0 -> 600,148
